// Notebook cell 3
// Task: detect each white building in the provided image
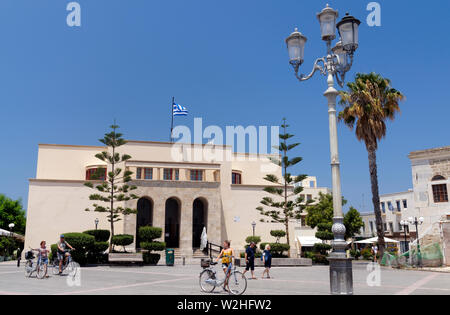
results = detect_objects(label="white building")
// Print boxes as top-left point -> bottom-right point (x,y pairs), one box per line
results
358,146 -> 450,265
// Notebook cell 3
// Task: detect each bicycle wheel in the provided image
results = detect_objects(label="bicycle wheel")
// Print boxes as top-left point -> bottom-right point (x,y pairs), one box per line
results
51,260 -> 61,275
227,271 -> 247,295
66,261 -> 77,275
24,261 -> 33,278
199,270 -> 216,293
36,263 -> 46,279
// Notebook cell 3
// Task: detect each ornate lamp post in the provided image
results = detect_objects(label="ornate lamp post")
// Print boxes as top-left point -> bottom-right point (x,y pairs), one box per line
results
399,220 -> 409,253
285,4 -> 360,295
95,218 -> 99,230
408,216 -> 424,267
251,221 -> 256,237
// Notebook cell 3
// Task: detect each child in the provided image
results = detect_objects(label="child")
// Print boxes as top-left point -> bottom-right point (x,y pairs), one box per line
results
262,244 -> 272,279
34,241 -> 50,278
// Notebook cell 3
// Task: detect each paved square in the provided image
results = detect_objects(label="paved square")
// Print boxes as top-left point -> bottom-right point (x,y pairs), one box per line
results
0,261 -> 449,295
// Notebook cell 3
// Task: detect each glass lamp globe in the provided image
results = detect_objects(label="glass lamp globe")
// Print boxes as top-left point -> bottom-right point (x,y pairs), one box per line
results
419,217 -> 424,224
408,217 -> 414,224
285,28 -> 307,67
332,41 -> 347,68
317,4 -> 338,41
336,13 -> 361,52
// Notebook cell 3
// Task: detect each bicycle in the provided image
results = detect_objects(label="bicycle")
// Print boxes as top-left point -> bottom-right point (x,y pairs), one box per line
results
199,260 -> 247,295
51,249 -> 76,276
24,249 -> 46,279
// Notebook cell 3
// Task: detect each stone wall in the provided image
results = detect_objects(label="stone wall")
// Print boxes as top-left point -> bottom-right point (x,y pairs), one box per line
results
443,221 -> 450,266
123,180 -> 222,258
430,158 -> 450,179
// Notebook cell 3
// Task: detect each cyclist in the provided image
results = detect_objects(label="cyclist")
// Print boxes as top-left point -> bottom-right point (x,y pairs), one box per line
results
32,241 -> 50,278
57,235 -> 75,274
215,240 -> 234,292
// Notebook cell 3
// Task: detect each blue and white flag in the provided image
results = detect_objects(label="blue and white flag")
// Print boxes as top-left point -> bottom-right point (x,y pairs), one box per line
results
173,103 -> 188,116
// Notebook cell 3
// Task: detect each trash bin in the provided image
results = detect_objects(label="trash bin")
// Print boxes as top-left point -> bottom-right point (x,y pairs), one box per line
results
165,248 -> 174,266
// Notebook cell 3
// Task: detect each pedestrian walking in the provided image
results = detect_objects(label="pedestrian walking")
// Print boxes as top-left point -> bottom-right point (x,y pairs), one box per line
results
262,244 -> 272,279
242,242 -> 257,279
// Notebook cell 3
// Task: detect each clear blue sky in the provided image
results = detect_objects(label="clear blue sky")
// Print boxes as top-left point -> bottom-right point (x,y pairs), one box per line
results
0,0 -> 449,213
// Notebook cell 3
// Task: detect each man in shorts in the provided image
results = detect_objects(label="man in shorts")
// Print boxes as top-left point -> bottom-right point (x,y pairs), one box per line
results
243,242 -> 257,279
57,235 -> 74,274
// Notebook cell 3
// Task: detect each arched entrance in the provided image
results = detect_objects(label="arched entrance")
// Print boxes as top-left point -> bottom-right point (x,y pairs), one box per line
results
165,198 -> 181,248
136,197 -> 153,249
192,198 -> 208,248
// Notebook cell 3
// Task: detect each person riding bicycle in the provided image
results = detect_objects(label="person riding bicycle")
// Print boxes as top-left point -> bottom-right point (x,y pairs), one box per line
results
57,235 -> 75,274
215,240 -> 234,292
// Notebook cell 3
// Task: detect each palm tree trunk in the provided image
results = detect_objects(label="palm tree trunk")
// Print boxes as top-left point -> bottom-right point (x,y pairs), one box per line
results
367,146 -> 385,260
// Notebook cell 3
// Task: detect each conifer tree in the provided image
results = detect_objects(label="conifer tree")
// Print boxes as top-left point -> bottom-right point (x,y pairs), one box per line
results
84,124 -> 138,252
256,118 -> 312,256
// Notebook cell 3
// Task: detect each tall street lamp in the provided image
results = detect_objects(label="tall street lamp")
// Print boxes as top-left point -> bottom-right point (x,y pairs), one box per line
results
95,218 -> 99,230
251,221 -> 256,237
285,4 -> 360,295
408,216 -> 424,267
399,220 -> 409,253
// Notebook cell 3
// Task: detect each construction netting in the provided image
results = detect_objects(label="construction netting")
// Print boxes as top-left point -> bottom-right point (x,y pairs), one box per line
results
381,243 -> 444,268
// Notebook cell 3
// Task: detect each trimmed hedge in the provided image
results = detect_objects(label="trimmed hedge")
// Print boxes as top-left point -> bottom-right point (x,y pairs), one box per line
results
245,236 -> 261,245
60,232 -> 95,265
111,234 -> 134,252
139,227 -> 162,243
91,241 -> 109,253
140,241 -> 166,252
270,230 -> 286,240
143,253 -> 161,265
138,226 -> 165,265
83,230 -> 110,242
259,242 -> 290,258
313,243 -> 332,255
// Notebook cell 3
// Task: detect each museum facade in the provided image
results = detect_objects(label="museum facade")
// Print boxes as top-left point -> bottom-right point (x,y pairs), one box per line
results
24,140 -> 329,257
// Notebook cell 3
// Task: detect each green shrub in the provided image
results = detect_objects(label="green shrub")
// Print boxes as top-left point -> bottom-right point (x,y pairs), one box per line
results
143,252 -> 161,265
140,241 -> 166,252
245,236 -> 261,245
60,232 -> 95,265
111,234 -> 134,252
315,230 -> 334,241
0,237 -> 17,257
138,227 -> 162,243
138,226 -> 165,265
313,243 -> 332,255
350,249 -> 361,260
49,244 -> 58,261
270,230 -> 286,242
268,243 -> 290,257
91,241 -> 109,253
311,253 -> 329,265
361,248 -> 373,260
259,242 -> 268,251
83,230 -> 110,242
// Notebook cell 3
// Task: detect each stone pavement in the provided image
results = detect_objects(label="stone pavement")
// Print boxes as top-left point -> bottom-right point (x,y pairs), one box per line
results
0,261 -> 449,295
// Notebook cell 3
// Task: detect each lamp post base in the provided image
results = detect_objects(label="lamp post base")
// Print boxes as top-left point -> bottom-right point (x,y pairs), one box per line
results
328,256 -> 353,295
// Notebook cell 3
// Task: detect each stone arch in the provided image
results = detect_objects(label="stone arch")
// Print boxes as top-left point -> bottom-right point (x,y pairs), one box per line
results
165,197 -> 181,248
136,197 -> 153,249
192,197 -> 208,248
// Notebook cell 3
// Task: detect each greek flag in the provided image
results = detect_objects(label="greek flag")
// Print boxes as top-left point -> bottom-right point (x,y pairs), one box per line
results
173,103 -> 188,116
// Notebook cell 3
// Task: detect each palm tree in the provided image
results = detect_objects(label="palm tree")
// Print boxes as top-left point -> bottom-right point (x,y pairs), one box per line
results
338,72 -> 404,260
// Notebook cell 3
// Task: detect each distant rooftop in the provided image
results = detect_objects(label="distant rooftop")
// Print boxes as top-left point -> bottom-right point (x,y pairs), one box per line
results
409,146 -> 450,160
